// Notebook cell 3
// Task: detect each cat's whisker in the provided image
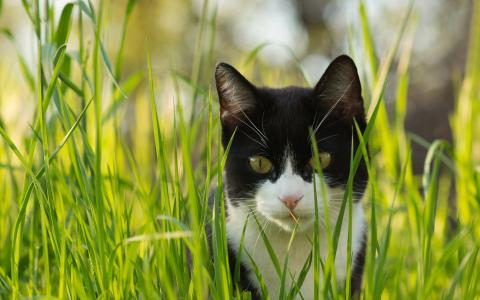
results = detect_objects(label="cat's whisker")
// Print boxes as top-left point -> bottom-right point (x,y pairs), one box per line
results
312,99 -> 340,136
253,217 -> 271,251
240,129 -> 268,149
234,113 -> 269,148
233,113 -> 268,141
328,194 -> 364,198
325,193 -> 364,198
325,206 -> 342,213
312,78 -> 355,135
327,193 -> 364,199
241,111 -> 269,142
261,112 -> 267,142
327,199 -> 360,206
317,134 -> 340,143
228,197 -> 256,201
312,110 -> 320,132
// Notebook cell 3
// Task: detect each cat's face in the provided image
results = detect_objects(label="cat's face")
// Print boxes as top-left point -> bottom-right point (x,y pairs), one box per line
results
215,55 -> 368,232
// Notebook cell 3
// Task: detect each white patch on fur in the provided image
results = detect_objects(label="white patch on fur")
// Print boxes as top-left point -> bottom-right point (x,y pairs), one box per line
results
226,155 -> 366,299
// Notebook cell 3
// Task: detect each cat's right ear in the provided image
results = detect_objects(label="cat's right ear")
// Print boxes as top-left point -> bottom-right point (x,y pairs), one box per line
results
312,55 -> 365,126
215,63 -> 257,127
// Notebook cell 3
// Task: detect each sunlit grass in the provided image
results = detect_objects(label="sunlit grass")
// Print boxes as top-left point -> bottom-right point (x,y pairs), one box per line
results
0,0 -> 479,299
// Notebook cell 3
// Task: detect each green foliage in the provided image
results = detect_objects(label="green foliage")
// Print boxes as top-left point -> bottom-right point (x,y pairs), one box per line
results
0,0 -> 479,299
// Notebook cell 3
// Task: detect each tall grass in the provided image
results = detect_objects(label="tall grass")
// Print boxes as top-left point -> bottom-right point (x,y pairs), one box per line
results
0,0 -> 479,299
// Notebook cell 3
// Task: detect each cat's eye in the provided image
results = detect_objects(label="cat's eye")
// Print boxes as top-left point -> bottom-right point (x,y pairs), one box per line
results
249,155 -> 273,174
309,152 -> 331,171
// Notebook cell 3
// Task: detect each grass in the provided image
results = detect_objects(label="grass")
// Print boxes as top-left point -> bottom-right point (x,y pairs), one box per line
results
0,0 -> 479,299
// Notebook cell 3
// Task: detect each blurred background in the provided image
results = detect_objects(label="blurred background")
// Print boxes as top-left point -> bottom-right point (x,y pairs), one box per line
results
0,0 -> 473,171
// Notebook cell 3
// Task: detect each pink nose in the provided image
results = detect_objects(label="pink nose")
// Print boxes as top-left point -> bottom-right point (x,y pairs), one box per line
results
279,195 -> 303,210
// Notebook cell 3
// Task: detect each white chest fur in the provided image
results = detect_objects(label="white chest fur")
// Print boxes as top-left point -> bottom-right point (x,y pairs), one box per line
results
226,202 -> 365,299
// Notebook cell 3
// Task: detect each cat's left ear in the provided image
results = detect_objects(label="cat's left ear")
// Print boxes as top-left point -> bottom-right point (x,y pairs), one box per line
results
313,55 -> 365,126
215,62 -> 258,128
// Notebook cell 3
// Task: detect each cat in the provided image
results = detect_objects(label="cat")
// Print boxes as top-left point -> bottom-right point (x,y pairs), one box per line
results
214,55 -> 368,299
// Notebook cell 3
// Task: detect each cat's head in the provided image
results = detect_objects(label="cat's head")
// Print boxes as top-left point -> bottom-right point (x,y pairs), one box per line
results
215,55 -> 368,232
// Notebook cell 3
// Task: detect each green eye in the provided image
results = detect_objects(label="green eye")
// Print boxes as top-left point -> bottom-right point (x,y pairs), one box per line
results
310,152 -> 332,170
249,155 -> 273,174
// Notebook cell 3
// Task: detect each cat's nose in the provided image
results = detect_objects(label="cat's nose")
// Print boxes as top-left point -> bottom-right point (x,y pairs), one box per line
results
279,195 -> 303,210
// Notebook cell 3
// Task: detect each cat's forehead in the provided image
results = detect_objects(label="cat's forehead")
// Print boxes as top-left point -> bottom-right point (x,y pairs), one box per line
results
258,87 -> 313,126
231,86 -> 346,156
259,86 -> 311,108
234,87 -> 317,156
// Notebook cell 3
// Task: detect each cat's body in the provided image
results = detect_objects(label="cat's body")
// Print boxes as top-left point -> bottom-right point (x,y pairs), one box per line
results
226,199 -> 366,299
214,55 -> 368,299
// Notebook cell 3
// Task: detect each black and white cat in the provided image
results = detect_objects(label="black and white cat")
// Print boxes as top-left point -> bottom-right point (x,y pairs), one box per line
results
214,55 -> 368,299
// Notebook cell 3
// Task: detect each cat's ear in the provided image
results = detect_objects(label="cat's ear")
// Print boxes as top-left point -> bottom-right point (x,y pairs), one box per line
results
215,62 -> 257,127
313,55 -> 365,125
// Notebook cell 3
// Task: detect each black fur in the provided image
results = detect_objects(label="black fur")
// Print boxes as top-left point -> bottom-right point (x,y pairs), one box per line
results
351,232 -> 367,297
227,242 -> 262,300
